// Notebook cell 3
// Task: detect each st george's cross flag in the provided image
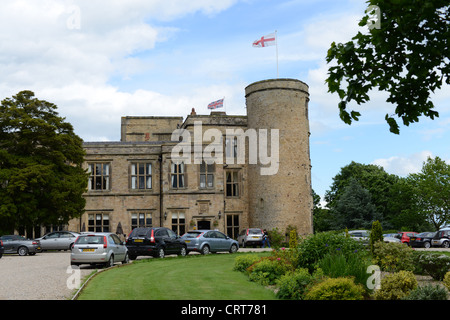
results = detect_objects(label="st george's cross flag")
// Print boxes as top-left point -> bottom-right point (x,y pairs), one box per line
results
207,98 -> 224,110
252,32 -> 276,47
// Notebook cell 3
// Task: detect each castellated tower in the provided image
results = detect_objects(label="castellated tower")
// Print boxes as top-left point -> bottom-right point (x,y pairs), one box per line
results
245,79 -> 313,236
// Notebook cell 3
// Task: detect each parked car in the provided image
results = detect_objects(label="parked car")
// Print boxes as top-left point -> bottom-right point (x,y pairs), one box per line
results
410,232 -> 437,248
431,229 -> 450,248
35,231 -> 80,251
396,232 -> 418,246
237,228 -> 264,248
0,239 -> 4,258
383,236 -> 401,243
348,230 -> 369,243
181,230 -> 239,255
0,235 -> 41,256
71,232 -> 129,267
348,230 -> 400,244
126,227 -> 187,259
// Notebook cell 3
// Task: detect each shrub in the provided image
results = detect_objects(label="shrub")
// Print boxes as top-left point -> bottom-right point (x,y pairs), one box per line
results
374,271 -> 417,300
268,228 -> 284,249
369,220 -> 383,255
444,271 -> 450,291
317,251 -> 372,290
372,241 -> 414,272
247,257 -> 293,285
404,284 -> 448,300
233,254 -> 261,273
276,268 -> 324,300
304,277 -> 365,300
288,229 -> 298,249
295,231 -> 364,272
413,252 -> 450,281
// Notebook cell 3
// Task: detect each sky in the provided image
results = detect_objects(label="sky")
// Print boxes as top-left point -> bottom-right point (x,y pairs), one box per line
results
1,0 -> 449,205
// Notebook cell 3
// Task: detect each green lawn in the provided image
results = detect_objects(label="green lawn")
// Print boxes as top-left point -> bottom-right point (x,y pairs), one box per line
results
77,252 -> 276,300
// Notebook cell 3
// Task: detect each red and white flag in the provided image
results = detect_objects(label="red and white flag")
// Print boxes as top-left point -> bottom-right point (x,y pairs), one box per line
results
252,32 -> 276,48
207,98 -> 224,110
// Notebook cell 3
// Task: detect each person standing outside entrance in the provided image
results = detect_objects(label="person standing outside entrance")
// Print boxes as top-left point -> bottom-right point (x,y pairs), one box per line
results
262,229 -> 271,248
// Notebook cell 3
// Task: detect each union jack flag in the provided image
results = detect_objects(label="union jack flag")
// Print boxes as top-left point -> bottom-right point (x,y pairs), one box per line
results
207,98 -> 224,110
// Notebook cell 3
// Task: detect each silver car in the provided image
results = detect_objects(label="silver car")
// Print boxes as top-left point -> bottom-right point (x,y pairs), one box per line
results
71,233 -> 129,268
181,230 -> 239,255
36,231 -> 80,251
237,228 -> 264,248
0,235 -> 41,256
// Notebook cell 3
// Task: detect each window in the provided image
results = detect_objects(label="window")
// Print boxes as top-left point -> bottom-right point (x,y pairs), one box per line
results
225,136 -> 238,160
226,214 -> 239,239
225,171 -> 240,197
88,163 -> 110,190
131,163 -> 152,190
199,161 -> 214,188
88,213 -> 109,232
171,162 -> 185,188
172,212 -> 186,235
131,212 -> 152,229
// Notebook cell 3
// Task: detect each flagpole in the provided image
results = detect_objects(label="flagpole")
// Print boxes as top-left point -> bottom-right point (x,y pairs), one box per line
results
275,30 -> 279,78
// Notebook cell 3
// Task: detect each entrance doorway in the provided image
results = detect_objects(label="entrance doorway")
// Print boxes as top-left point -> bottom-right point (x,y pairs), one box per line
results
197,220 -> 211,230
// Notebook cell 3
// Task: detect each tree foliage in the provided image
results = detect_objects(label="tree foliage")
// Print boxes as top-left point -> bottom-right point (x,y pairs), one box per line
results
0,91 -> 88,233
408,156 -> 450,230
326,0 -> 449,134
329,178 -> 381,230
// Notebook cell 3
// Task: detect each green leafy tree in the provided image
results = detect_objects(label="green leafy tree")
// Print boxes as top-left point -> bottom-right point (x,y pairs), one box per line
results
329,178 -> 381,230
408,156 -> 450,230
312,189 -> 332,232
326,0 -> 449,134
0,91 -> 88,234
387,177 -> 430,231
325,161 -> 399,227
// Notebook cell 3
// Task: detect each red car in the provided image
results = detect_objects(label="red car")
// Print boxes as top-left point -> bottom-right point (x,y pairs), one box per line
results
396,232 -> 418,246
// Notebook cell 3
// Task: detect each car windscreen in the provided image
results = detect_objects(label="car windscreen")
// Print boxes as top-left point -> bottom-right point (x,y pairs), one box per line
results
75,236 -> 104,245
248,229 -> 262,235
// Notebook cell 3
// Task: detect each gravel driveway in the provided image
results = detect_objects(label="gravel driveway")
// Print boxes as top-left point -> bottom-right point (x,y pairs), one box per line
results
0,248 -> 272,300
0,251 -> 92,300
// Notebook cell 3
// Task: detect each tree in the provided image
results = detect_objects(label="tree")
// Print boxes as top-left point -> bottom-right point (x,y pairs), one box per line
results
329,178 -> 381,230
312,189 -> 332,232
408,156 -> 450,230
325,161 -> 399,227
0,91 -> 88,234
387,177 -> 430,231
326,0 -> 449,134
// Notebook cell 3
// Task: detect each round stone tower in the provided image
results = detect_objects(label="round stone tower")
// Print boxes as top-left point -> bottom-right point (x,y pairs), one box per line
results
245,78 -> 313,236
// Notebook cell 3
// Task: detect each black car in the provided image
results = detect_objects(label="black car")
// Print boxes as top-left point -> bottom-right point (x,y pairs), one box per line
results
0,235 -> 41,256
126,227 -> 187,259
410,232 -> 437,248
0,239 -> 4,258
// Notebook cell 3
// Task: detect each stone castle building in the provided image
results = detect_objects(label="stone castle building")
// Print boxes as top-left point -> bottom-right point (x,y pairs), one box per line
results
67,78 -> 313,239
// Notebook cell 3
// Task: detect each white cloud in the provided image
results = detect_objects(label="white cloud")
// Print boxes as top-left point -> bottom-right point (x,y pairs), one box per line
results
0,0 -> 241,141
371,151 -> 434,176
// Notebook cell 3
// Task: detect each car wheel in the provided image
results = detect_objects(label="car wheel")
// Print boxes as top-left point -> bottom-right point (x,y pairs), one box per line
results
201,245 -> 210,255
129,254 -> 137,260
179,246 -> 187,257
158,248 -> 165,258
424,241 -> 431,249
106,255 -> 114,268
443,241 -> 449,248
229,244 -> 238,254
122,253 -> 130,264
18,246 -> 29,256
